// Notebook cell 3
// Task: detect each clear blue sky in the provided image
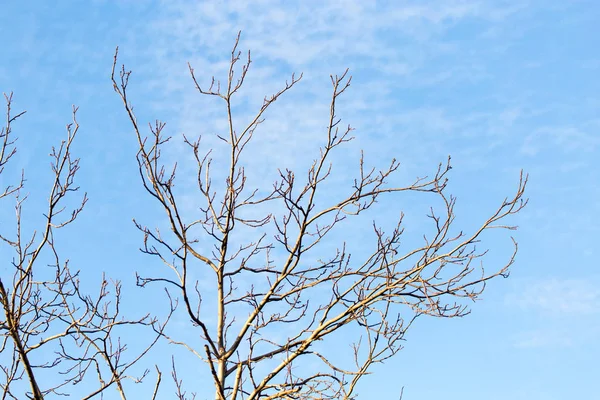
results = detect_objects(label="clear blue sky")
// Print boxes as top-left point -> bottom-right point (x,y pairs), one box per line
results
1,1 -> 598,399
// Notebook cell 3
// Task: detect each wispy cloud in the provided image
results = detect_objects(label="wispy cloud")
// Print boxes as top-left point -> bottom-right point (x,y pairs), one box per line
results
128,0 -> 543,196
521,125 -> 600,156
506,278 -> 600,316
506,277 -> 600,349
1,1 -> 598,398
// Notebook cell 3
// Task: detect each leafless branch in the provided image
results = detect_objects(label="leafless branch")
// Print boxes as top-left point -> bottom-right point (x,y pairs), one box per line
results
112,32 -> 528,399
0,94 -> 169,399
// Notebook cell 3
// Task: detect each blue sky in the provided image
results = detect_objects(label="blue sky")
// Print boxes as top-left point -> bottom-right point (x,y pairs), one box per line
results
1,1 -> 598,399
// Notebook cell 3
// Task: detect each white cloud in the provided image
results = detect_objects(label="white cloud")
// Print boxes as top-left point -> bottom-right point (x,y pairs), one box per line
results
521,126 -> 600,156
506,278 -> 600,316
132,0 -> 537,171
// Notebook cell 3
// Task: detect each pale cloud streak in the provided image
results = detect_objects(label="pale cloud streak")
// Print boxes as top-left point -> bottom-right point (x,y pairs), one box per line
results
130,0 -> 538,191
506,278 -> 600,316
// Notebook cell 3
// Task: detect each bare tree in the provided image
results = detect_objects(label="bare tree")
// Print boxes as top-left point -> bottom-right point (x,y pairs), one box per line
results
0,93 -> 170,399
112,33 -> 527,400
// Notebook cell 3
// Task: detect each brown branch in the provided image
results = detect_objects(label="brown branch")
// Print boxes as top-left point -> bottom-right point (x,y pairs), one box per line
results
112,32 -> 528,399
